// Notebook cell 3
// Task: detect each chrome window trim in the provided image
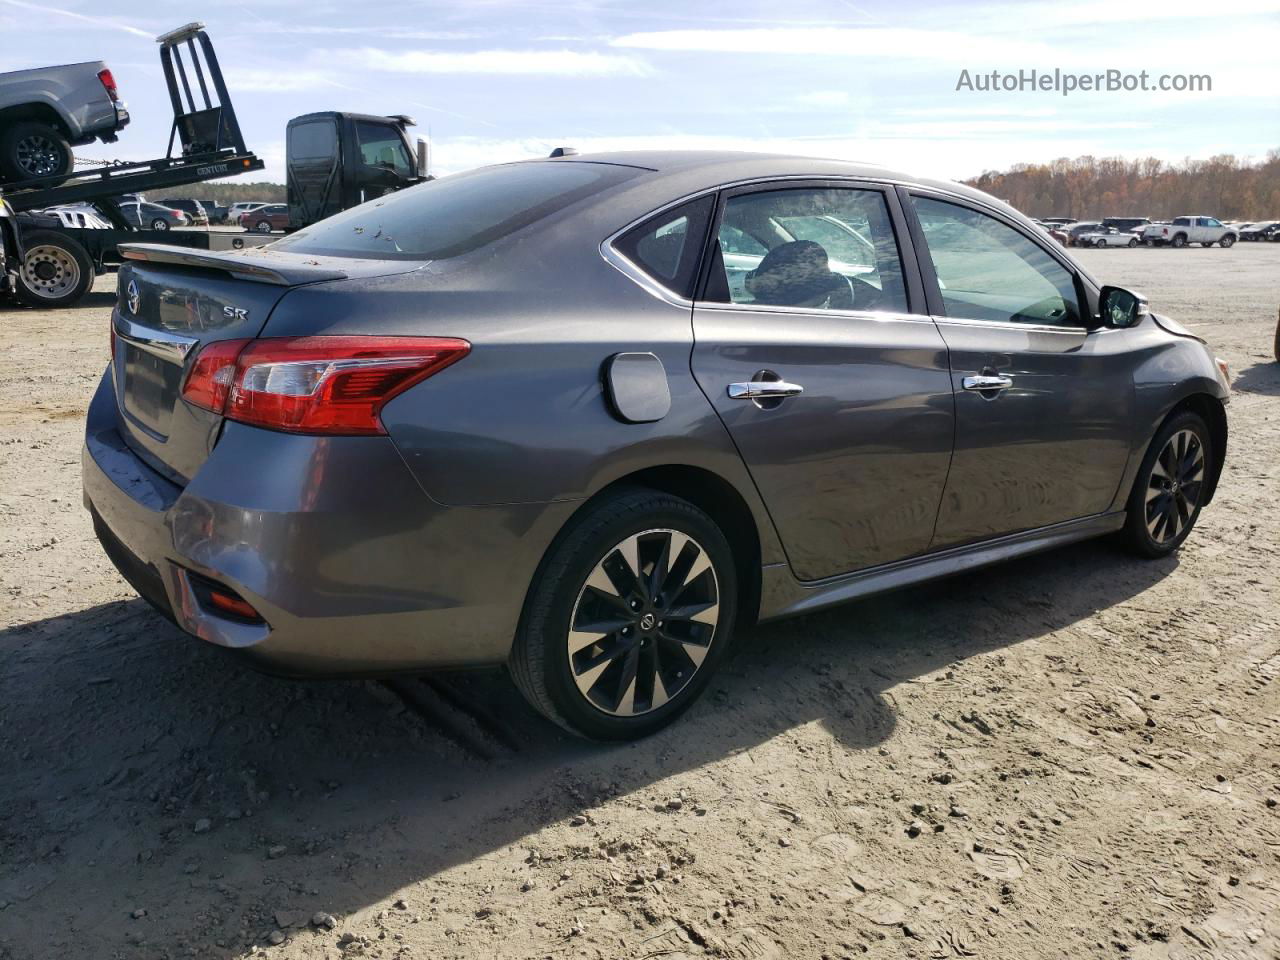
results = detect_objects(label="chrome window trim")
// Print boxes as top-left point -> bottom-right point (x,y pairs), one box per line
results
599,171 -> 1089,322
112,315 -> 199,364
600,174 -> 913,308
697,300 -> 937,326
932,315 -> 1088,335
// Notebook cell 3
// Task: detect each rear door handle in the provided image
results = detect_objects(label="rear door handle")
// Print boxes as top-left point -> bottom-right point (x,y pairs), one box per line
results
962,374 -> 1013,392
727,380 -> 804,400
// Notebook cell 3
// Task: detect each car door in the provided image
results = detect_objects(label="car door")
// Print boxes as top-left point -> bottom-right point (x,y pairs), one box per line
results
903,190 -> 1135,548
689,181 -> 955,581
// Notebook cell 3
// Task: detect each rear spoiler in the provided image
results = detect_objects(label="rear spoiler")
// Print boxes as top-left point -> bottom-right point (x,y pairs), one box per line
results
118,243 -> 348,286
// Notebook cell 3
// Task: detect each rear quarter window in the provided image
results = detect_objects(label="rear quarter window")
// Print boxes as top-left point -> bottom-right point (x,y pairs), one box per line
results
275,161 -> 640,261
611,196 -> 715,300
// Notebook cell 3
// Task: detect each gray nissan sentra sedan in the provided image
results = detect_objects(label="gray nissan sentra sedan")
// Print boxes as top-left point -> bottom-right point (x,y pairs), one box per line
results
84,151 -> 1230,740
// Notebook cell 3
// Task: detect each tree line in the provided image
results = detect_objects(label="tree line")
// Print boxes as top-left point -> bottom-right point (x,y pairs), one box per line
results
155,181 -> 284,205
965,150 -> 1280,220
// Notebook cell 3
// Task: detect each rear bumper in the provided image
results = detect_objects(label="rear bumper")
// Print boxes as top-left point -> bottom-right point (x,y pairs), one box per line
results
82,369 -> 576,675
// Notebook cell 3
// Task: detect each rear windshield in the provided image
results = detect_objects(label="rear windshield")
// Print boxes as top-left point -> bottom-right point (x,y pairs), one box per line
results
274,161 -> 641,261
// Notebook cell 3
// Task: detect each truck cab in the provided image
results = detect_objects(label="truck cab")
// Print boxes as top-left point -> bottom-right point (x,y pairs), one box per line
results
286,112 -> 428,231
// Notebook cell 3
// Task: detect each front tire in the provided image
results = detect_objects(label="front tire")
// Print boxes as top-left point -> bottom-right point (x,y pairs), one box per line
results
1120,411 -> 1212,558
1127,237 -> 1138,247
510,489 -> 738,740
1220,234 -> 1236,248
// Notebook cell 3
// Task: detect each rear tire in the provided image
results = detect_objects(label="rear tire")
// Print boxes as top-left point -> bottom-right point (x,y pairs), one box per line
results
255,219 -> 273,234
150,218 -> 169,231
509,489 -> 738,740
0,121 -> 73,185
1171,234 -> 1187,248
13,230 -> 94,308
1120,411 -> 1212,558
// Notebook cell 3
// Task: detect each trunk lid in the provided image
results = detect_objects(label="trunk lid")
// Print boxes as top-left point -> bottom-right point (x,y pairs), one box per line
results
110,244 -> 425,484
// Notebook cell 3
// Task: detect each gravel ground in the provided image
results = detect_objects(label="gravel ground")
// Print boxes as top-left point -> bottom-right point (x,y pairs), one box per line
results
1,244 -> 1278,960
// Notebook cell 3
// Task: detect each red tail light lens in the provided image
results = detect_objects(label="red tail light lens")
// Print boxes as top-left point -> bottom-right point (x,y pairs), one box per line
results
182,339 -> 250,413
181,336 -> 470,435
97,68 -> 119,100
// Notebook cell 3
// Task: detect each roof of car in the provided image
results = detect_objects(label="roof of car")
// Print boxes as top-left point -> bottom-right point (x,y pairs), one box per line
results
549,150 -> 1022,219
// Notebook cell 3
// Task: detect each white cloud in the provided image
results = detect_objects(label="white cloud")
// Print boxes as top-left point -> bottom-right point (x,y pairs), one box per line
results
419,132 -> 1268,184
961,0 -> 1280,30
795,90 -> 850,107
325,46 -> 652,77
232,69 -> 350,93
0,0 -> 151,38
611,27 -> 1052,63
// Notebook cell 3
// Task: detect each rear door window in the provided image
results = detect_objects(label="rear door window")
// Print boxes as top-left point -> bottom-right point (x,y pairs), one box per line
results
703,186 -> 909,313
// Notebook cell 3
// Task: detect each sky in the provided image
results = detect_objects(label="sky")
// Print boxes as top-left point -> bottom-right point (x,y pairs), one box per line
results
1,0 -> 1277,184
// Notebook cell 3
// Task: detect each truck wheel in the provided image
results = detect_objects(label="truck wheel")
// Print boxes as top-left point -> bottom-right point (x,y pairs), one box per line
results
14,230 -> 94,308
1171,234 -> 1187,248
1220,234 -> 1236,248
0,121 -> 74,186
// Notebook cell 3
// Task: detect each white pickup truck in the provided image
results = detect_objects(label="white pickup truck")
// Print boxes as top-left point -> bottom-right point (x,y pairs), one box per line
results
0,60 -> 129,186
1141,216 -> 1238,248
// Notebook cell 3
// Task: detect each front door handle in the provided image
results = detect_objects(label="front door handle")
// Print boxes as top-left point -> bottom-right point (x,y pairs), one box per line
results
727,380 -> 804,400
962,374 -> 1013,392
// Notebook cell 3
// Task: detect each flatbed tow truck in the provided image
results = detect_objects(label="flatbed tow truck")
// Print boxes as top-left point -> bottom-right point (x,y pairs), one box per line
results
0,23 -> 270,308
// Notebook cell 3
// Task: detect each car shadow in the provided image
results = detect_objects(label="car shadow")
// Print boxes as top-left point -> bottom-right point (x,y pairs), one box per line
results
1233,358 -> 1280,395
0,537 -> 1176,957
0,289 -> 116,312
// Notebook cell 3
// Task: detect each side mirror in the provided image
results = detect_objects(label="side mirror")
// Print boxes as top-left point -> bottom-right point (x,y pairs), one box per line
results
415,138 -> 429,178
1097,285 -> 1149,329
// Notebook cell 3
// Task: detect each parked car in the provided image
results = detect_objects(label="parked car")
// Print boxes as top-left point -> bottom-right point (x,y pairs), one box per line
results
0,60 -> 129,185
157,198 -> 209,226
195,199 -> 227,223
118,200 -> 188,230
1141,216 -> 1238,247
240,203 -> 288,233
30,203 -> 112,229
1240,220 -> 1278,241
1040,217 -> 1075,225
226,201 -> 270,223
85,152 -> 1231,740
1078,226 -> 1140,247
1101,217 -> 1150,235
1066,221 -> 1102,246
1038,223 -> 1069,246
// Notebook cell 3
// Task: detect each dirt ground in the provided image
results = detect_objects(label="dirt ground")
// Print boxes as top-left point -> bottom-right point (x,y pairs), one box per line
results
1,244 -> 1278,960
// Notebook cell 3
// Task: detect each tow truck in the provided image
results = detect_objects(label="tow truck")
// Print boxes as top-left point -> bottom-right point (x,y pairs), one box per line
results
0,23 -> 268,308
1,23 -> 436,309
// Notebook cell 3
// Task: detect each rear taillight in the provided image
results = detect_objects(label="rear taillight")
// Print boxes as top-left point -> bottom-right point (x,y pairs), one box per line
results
182,339 -> 250,412
181,336 -> 470,435
97,68 -> 119,100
